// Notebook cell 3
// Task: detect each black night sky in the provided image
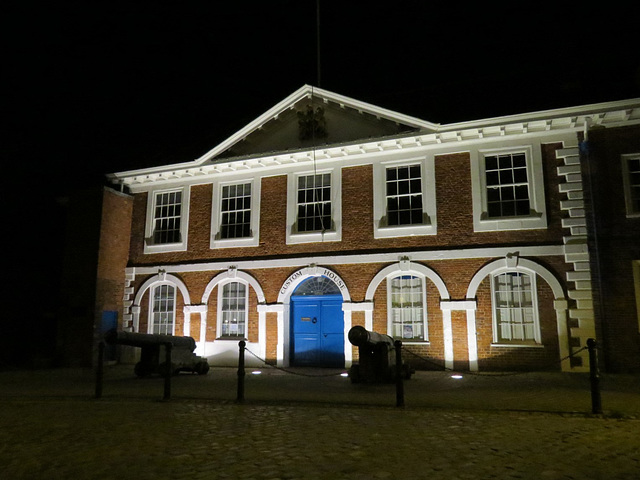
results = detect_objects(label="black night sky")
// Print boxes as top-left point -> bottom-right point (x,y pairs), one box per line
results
4,1 -> 639,364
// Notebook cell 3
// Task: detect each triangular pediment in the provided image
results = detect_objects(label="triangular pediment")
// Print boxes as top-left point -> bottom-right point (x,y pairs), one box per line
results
198,85 -> 438,163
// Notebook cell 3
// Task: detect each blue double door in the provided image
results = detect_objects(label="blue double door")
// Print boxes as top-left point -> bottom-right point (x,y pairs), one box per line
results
291,294 -> 344,367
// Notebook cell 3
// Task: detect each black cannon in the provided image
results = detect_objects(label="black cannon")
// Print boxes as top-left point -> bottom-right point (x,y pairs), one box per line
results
348,326 -> 412,383
104,329 -> 210,377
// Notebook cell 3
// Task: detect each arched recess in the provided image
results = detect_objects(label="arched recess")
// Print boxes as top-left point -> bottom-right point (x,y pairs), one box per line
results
199,269 -> 267,361
276,265 -> 352,367
465,256 -> 571,371
364,260 -> 451,365
132,273 -> 191,333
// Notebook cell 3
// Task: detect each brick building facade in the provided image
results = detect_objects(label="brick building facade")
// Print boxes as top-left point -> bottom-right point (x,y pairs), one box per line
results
98,86 -> 640,372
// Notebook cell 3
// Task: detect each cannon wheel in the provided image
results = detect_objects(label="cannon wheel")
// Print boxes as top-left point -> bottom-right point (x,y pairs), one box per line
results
348,364 -> 361,384
158,362 -> 177,377
134,362 -> 152,377
195,361 -> 210,375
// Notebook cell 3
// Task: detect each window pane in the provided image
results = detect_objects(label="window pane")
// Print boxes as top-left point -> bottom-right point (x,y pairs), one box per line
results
153,191 -> 182,244
390,275 -> 426,340
485,153 -> 530,218
493,272 -> 537,343
296,173 -> 332,232
386,164 -> 423,226
220,182 -> 252,239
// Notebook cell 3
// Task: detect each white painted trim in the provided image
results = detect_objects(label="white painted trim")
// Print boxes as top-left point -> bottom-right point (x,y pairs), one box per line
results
210,176 -> 261,248
201,270 -> 266,304
342,301 -> 374,312
147,283 -> 177,335
621,153 -> 640,217
130,246 -> 565,277
440,300 -> 477,311
143,186 -> 190,254
442,310 -> 454,370
365,262 -> 450,301
285,166 -> 342,244
490,270 -> 541,344
471,143 -> 547,232
372,155 -> 437,238
132,273 -> 191,333
275,266 -> 352,367
465,257 -> 570,369
466,257 -> 566,300
108,96 -> 640,189
386,274 -> 429,342
215,279 -> 250,339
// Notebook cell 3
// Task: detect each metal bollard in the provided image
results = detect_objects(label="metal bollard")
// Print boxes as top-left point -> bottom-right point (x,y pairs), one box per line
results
95,341 -> 105,399
394,340 -> 405,407
587,338 -> 602,414
163,342 -> 172,401
237,340 -> 246,403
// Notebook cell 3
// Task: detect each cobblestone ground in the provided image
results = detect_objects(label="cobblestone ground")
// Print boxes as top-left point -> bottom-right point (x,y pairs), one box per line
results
0,397 -> 639,480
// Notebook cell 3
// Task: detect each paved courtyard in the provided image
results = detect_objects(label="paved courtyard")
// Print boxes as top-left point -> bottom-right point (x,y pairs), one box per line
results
1,366 -> 639,479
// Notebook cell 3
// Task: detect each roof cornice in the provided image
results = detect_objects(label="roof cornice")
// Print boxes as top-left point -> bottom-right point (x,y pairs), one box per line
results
107,96 -> 640,190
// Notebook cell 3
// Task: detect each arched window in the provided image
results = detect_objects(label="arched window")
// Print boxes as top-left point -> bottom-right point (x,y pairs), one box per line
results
150,284 -> 175,335
387,275 -> 427,341
492,271 -> 540,344
218,281 -> 247,338
293,276 -> 341,296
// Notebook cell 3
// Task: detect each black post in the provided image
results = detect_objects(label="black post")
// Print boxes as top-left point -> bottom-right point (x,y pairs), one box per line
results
237,340 -> 246,403
587,338 -> 602,414
95,341 -> 105,399
394,340 -> 405,407
163,342 -> 172,401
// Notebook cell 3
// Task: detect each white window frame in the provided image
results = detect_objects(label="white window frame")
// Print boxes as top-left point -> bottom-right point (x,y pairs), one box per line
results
148,283 -> 176,335
386,273 -> 428,343
471,144 -> 547,232
286,167 -> 342,244
210,177 -> 261,248
491,270 -> 541,345
621,154 -> 640,218
144,186 -> 190,254
216,279 -> 249,339
373,156 -> 437,238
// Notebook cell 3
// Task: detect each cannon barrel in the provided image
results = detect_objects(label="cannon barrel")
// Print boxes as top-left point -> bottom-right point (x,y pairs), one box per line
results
348,325 -> 394,348
104,329 -> 196,352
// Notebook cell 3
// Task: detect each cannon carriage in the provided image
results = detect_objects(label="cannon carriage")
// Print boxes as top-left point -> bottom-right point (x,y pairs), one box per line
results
104,329 -> 210,377
348,326 -> 412,383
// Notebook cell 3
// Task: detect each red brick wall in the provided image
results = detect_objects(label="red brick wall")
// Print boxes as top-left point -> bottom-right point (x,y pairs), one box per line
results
96,188 -> 134,324
128,143 -> 567,265
585,126 -> 640,372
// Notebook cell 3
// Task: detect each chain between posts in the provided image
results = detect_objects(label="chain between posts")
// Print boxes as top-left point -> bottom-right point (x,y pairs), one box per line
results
163,342 -> 172,401
243,347 -> 345,377
402,345 -> 589,377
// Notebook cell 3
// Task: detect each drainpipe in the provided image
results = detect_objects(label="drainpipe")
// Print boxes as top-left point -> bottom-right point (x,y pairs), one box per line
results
581,116 -> 608,370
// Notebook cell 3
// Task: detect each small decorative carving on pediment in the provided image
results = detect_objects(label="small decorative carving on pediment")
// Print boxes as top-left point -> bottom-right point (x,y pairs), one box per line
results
297,105 -> 328,141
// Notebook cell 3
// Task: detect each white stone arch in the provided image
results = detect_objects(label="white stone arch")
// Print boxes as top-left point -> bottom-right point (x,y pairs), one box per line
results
364,260 -> 452,366
365,261 -> 450,302
199,269 -> 267,360
465,256 -> 571,372
131,272 -> 191,333
276,265 -> 352,367
202,269 -> 266,304
467,257 -> 566,301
